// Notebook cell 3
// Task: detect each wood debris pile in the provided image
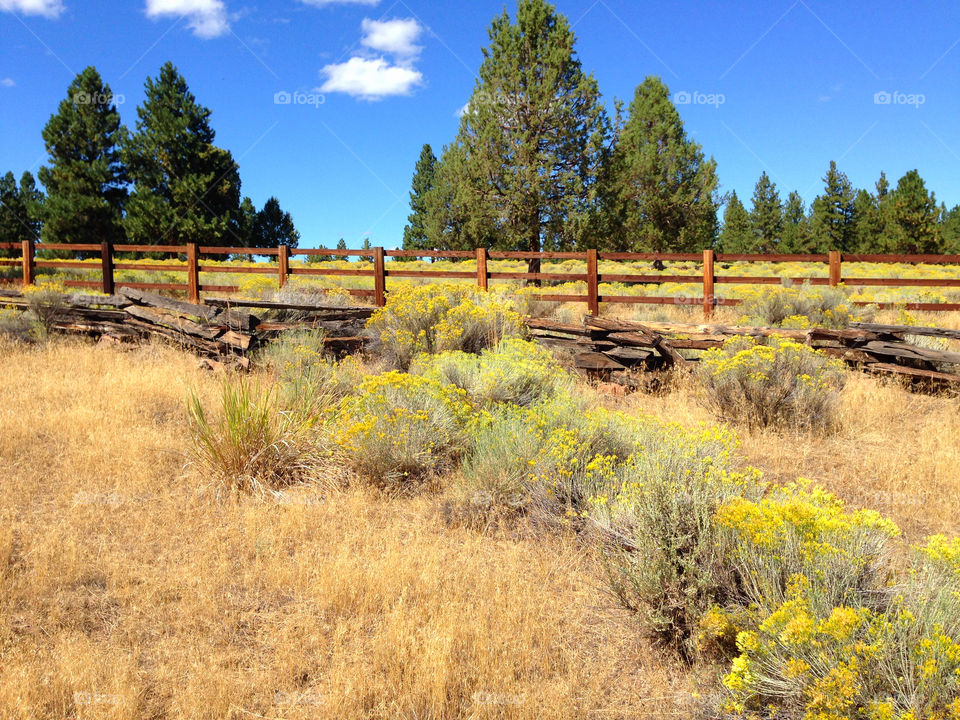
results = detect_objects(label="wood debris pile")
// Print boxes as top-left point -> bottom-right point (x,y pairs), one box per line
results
527,315 -> 960,388
0,288 -> 373,365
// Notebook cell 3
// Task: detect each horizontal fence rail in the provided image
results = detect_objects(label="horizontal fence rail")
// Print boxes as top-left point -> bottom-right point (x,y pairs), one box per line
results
2,240 -> 960,319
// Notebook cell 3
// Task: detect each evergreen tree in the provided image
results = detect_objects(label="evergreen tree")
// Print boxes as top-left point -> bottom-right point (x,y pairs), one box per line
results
38,66 -> 127,250
604,77 -> 719,252
779,191 -> 812,252
361,237 -> 372,251
254,196 -> 300,249
748,171 -> 782,252
447,0 -> 609,273
717,191 -> 751,252
810,161 -> 855,252
123,62 -> 240,248
402,144 -> 437,253
335,237 -> 347,260
888,169 -> 939,253
233,196 -> 258,252
941,205 -> 960,254
423,142 -> 493,251
0,173 -> 25,256
19,172 -> 44,241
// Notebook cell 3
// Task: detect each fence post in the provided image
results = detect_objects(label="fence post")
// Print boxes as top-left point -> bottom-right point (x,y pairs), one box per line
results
373,246 -> 386,307
702,248 -> 715,319
100,241 -> 114,295
278,244 -> 290,288
586,248 -> 599,316
829,251 -> 842,287
476,246 -> 488,291
21,238 -> 35,287
186,242 -> 200,303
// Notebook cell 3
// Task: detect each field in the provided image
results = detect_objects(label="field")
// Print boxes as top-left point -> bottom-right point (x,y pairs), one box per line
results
1,282 -> 959,719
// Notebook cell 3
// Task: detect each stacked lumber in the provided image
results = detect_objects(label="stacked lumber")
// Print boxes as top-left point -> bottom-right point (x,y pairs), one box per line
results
527,315 -> 960,388
0,288 -> 373,360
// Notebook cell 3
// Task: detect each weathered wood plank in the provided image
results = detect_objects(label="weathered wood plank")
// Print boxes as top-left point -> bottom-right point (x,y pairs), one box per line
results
119,287 -> 220,321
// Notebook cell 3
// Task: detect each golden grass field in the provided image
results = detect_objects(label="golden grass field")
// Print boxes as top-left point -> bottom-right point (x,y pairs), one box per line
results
0,310 -> 957,718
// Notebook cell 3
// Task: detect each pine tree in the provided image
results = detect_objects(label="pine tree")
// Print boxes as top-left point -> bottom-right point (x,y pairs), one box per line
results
233,196 -> 258,254
449,0 -> 609,273
423,142 -> 494,251
335,237 -> 347,261
779,191 -> 813,252
38,66 -> 127,251
361,237 -> 372,251
254,197 -> 300,249
748,171 -> 782,252
19,172 -> 44,241
941,205 -> 960,254
888,169 -> 939,253
0,173 -> 25,256
123,62 -> 240,248
717,192 -> 751,252
810,161 -> 855,252
604,77 -> 719,252
402,144 -> 437,254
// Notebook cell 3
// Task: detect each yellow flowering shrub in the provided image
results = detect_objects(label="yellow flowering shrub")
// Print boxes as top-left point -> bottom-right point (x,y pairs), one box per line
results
411,337 -> 571,407
698,336 -> 846,430
715,481 -> 900,619
367,283 -> 524,369
737,283 -> 865,328
334,371 -> 473,484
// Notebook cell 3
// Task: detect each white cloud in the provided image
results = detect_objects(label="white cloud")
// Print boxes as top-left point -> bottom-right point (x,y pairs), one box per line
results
298,0 -> 379,6
360,18 -> 422,61
0,0 -> 64,18
0,78 -> 15,87
145,0 -> 229,38
319,56 -> 421,100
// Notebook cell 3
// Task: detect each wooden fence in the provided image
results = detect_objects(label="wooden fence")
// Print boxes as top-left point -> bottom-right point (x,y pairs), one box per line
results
2,240 -> 960,319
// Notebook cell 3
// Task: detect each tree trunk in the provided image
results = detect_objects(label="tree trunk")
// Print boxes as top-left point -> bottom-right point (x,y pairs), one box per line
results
526,215 -> 541,286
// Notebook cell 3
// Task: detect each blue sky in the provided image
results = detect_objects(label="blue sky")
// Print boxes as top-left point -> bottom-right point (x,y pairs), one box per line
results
2,0 -> 960,249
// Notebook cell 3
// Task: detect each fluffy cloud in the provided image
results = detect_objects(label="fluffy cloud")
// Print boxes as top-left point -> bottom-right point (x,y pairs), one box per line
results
318,16 -> 425,100
319,56 -> 421,100
0,0 -> 64,18
298,0 -> 378,5
360,18 -> 422,61
145,0 -> 229,38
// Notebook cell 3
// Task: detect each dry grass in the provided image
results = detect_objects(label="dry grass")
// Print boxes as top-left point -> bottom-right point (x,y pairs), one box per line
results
0,337 -> 705,720
617,371 -> 960,540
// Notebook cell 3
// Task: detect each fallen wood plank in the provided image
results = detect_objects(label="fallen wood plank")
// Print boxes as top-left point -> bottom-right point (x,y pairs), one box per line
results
865,362 -> 960,385
219,330 -> 253,350
123,305 -> 223,340
215,308 -> 258,332
119,287 -> 220,321
851,322 -> 960,342
860,340 -> 960,365
524,318 -> 593,336
203,297 -> 374,316
575,352 -> 627,370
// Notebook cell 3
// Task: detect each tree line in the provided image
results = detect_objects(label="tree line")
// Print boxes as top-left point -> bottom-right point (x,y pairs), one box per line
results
402,0 -> 960,263
0,63 -> 300,255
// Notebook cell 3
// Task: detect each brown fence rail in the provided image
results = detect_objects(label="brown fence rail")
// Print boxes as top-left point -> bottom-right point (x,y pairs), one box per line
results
3,240 -> 960,319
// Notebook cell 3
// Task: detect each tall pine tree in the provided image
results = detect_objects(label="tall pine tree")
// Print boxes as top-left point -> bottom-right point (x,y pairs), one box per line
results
717,192 -> 751,252
748,171 -> 782,252
810,161 -> 855,252
447,0 -> 609,273
779,191 -> 812,252
38,66 -> 127,250
402,144 -> 437,254
123,62 -> 240,247
604,77 -> 719,252
254,197 -> 300,249
888,169 -> 939,253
